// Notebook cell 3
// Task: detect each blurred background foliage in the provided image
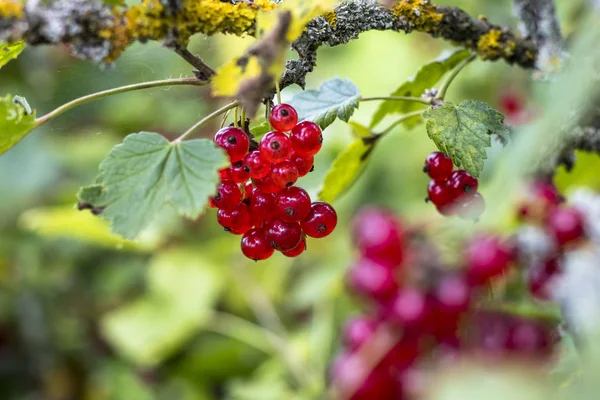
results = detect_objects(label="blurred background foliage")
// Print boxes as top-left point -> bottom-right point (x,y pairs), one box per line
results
0,0 -> 598,399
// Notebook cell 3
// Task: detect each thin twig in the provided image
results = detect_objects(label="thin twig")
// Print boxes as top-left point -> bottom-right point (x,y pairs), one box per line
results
174,46 -> 216,80
360,96 -> 432,105
174,101 -> 239,142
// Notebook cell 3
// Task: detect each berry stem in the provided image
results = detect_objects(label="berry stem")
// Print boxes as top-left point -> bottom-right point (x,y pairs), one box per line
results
241,106 -> 247,127
234,105 -> 240,128
220,106 -> 232,128
174,101 -> 240,142
367,110 -> 426,142
360,95 -> 432,105
35,77 -> 208,127
275,79 -> 282,104
436,52 -> 477,100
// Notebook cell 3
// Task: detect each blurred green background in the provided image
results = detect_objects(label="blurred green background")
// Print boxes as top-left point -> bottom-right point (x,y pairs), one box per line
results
0,0 -> 595,399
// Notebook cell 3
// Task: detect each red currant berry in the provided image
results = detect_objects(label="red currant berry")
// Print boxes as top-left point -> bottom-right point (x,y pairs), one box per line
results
343,317 -> 377,351
352,208 -> 404,268
211,182 -> 242,210
427,180 -> 453,206
456,192 -> 485,220
433,273 -> 471,316
531,181 -> 562,205
331,353 -> 398,400
264,219 -> 302,251
465,235 -> 513,286
448,170 -> 479,200
423,152 -> 453,180
219,168 -> 231,182
269,104 -> 299,132
301,202 -> 337,238
547,207 -> 585,246
244,150 -> 271,179
260,131 -> 293,163
214,127 -> 249,163
217,202 -> 252,234
507,320 -> 554,358
290,121 -> 323,157
228,160 -> 250,183
253,174 -> 283,194
282,236 -> 307,257
241,228 -> 275,260
467,311 -> 512,356
385,288 -> 429,330
436,203 -> 455,216
291,153 -> 314,177
347,258 -> 397,301
249,190 -> 275,226
242,181 -> 253,200
275,186 -> 311,223
271,160 -> 299,187
527,258 -> 561,301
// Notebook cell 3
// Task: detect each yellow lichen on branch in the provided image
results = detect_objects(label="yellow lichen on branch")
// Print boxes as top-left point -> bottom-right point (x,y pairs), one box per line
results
392,0 -> 443,33
0,1 -> 24,19
477,29 -> 516,60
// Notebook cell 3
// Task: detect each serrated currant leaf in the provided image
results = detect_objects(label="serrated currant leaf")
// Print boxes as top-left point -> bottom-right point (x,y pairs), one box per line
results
0,41 -> 26,69
290,77 -> 360,129
319,131 -> 373,203
0,94 -> 37,156
370,49 -> 471,129
78,132 -> 227,239
423,100 -> 509,178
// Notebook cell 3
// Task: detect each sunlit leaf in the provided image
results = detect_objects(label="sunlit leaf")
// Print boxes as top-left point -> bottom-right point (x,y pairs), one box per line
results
0,94 -> 37,156
423,100 -> 508,177
78,132 -> 227,239
0,41 -> 26,69
212,56 -> 262,97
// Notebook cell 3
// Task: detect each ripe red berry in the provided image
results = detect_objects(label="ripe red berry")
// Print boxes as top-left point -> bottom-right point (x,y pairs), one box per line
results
253,174 -> 283,194
241,228 -> 275,260
448,170 -> 478,200
331,353 -> 398,400
228,161 -> 250,183
291,153 -> 314,177
217,202 -> 252,234
301,202 -> 337,238
242,181 -> 253,200
244,150 -> 271,179
385,288 -> 429,330
211,182 -> 242,210
260,131 -> 293,163
527,258 -> 561,301
249,190 -> 275,226
347,258 -> 397,301
507,320 -> 553,358
423,152 -> 453,180
465,235 -> 513,286
219,168 -> 231,182
427,180 -> 453,206
271,160 -> 299,187
282,236 -> 307,257
352,208 -> 404,268
456,192 -> 485,220
290,121 -> 323,157
214,127 -> 249,163
269,104 -> 298,132
264,219 -> 302,251
433,273 -> 471,315
546,207 -> 585,246
275,186 -> 311,223
343,317 -> 377,350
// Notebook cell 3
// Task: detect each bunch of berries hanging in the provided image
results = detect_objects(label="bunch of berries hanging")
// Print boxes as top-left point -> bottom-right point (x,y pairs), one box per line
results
210,104 -> 337,260
423,151 -> 485,220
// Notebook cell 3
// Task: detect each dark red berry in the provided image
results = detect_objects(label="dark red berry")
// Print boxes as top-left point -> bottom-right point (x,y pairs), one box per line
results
456,192 -> 485,220
275,186 -> 311,223
301,202 -> 337,238
347,258 -> 397,301
290,121 -> 323,157
531,182 -> 562,205
465,235 -> 513,286
423,152 -> 453,180
292,153 -> 314,177
211,182 -> 242,210
269,104 -> 298,132
547,207 -> 585,246
499,93 -> 523,117
331,353 -> 398,400
507,319 -> 553,358
244,150 -> 271,179
217,202 -> 252,234
427,180 -> 453,206
260,131 -> 293,163
253,174 -> 283,194
242,181 -> 253,200
228,161 -> 250,183
352,208 -> 404,268
433,273 -> 471,316
385,288 -> 429,330
214,127 -> 249,163
249,190 -> 275,226
241,228 -> 275,260
282,237 -> 307,257
527,258 -> 561,301
448,170 -> 478,200
264,219 -> 302,251
219,168 -> 231,182
271,160 -> 299,187
343,317 -> 377,351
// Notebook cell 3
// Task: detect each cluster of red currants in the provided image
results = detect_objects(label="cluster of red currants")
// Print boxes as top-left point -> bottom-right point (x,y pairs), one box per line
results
333,206 -> 560,400
210,104 -> 337,260
424,152 -> 485,220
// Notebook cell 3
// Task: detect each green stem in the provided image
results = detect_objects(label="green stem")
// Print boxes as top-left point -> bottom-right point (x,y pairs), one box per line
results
275,80 -> 282,104
174,101 -> 239,142
234,106 -> 239,128
370,110 -> 426,140
360,95 -> 432,105
436,52 -> 477,100
35,77 -> 207,127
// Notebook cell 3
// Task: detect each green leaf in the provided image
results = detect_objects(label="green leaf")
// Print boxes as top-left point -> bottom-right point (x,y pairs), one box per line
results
318,126 -> 373,202
101,249 -> 224,365
0,94 -> 37,156
369,49 -> 471,129
78,132 -> 227,239
290,77 -> 360,129
348,121 -> 372,139
249,119 -> 271,137
0,41 -> 26,69
423,100 -> 508,178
